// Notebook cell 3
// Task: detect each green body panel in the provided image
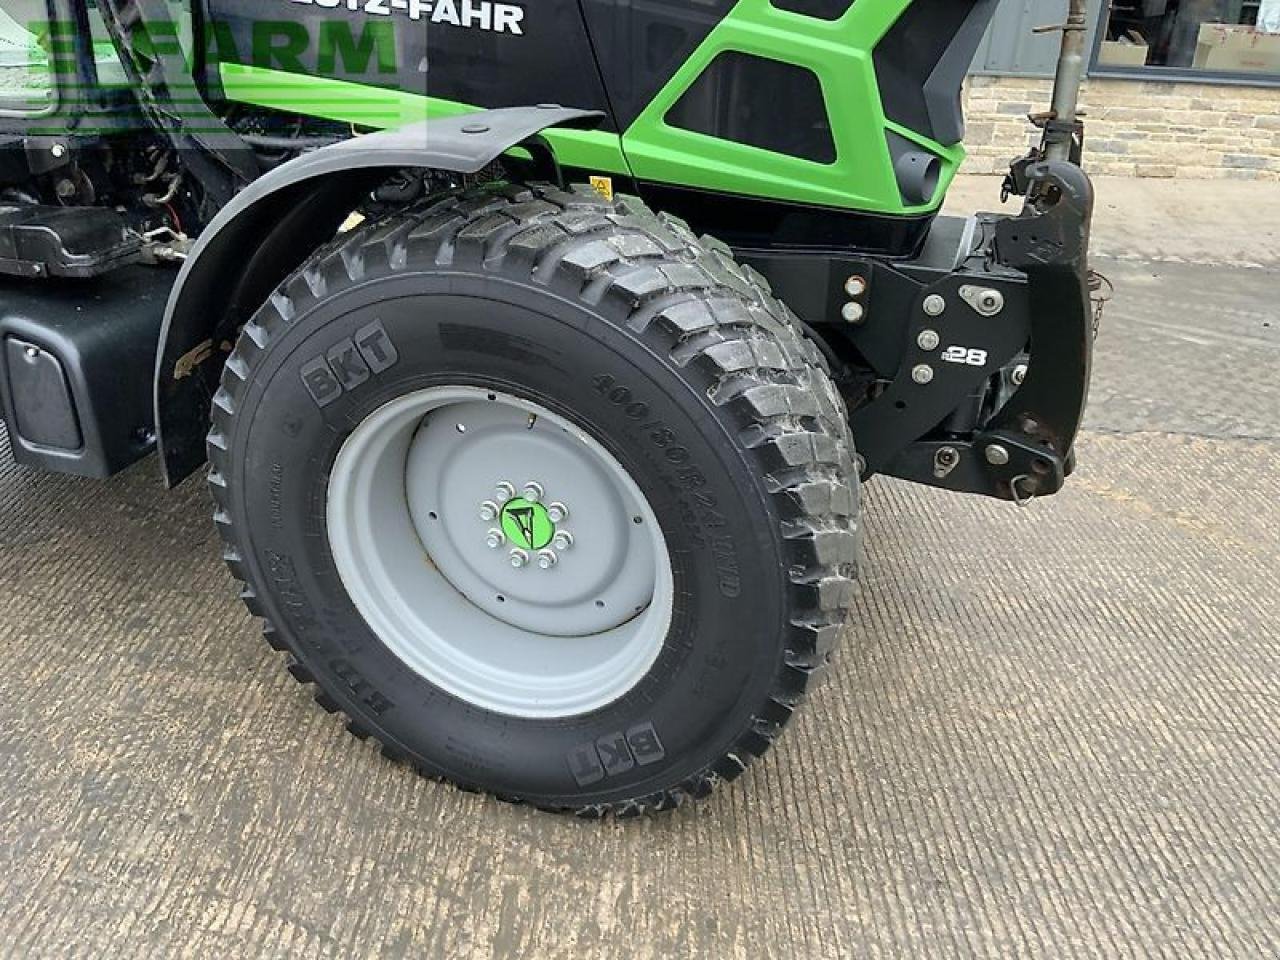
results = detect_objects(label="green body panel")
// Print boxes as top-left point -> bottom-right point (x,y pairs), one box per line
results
217,0 -> 960,216
619,0 -> 961,215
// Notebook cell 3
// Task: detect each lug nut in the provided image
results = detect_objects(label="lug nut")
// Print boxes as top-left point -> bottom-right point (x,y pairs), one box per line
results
509,549 -> 529,568
912,364 -> 934,385
986,445 -> 1011,466
522,482 -> 544,503
841,302 -> 866,324
479,501 -> 500,522
495,482 -> 516,503
552,532 -> 574,551
923,294 -> 946,317
547,502 -> 569,523
917,329 -> 940,351
486,529 -> 505,549
844,275 -> 867,298
537,550 -> 558,570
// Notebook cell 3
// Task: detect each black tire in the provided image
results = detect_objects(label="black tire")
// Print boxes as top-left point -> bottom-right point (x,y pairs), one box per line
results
208,183 -> 861,816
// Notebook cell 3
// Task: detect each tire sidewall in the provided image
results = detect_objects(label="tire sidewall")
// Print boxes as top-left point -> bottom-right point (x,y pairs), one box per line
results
228,267 -> 789,804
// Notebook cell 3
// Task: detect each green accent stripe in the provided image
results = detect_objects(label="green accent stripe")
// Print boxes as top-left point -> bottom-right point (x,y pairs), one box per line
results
217,63 -> 630,174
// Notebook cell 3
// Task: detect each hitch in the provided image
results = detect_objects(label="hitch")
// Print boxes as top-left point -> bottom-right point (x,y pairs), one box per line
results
835,0 -> 1098,503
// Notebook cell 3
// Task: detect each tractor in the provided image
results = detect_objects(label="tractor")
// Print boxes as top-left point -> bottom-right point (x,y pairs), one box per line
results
0,0 -> 1097,815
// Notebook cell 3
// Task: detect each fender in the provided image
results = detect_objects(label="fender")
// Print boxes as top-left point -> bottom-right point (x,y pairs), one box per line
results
154,106 -> 602,487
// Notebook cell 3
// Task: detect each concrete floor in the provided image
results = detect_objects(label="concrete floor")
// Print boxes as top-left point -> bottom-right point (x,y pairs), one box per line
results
0,177 -> 1277,958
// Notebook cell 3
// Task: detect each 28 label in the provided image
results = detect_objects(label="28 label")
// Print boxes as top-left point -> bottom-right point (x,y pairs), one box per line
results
941,346 -> 990,367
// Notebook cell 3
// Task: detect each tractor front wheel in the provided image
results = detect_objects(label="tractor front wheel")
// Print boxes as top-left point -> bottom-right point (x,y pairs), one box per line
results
208,184 -> 860,815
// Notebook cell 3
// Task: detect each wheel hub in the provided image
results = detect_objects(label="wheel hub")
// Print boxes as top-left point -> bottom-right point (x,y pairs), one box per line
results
498,497 -> 557,552
325,386 -> 673,719
407,398 -> 657,638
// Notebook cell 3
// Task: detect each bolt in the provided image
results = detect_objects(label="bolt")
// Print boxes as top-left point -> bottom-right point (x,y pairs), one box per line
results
855,454 -> 868,476
495,482 -> 515,503
552,531 -> 574,551
547,502 -> 569,523
912,364 -> 934,385
841,302 -> 865,324
522,482 -> 544,503
986,445 -> 1011,466
934,446 -> 961,479
537,550 -> 558,570
844,275 -> 868,298
50,143 -> 67,159
509,549 -> 529,569
23,346 -> 38,360
479,501 -> 500,522
1012,364 -> 1028,386
485,529 -> 505,549
978,290 -> 1005,315
923,294 -> 946,317
917,329 -> 940,351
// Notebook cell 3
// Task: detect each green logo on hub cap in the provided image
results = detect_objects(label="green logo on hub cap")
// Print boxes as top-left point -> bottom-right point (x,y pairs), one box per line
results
500,498 -> 556,551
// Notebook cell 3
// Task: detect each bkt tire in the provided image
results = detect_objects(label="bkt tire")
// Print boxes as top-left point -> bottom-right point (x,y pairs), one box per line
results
208,184 -> 861,816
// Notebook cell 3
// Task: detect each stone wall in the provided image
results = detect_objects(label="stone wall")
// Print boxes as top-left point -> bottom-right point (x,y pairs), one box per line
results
962,74 -> 1280,181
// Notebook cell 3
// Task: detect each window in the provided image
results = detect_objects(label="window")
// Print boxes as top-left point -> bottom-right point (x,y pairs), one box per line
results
0,1 -> 54,111
1097,0 -> 1280,80
666,52 -> 837,164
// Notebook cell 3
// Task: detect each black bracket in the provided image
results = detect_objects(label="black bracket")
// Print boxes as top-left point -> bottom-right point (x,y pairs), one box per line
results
847,160 -> 1094,503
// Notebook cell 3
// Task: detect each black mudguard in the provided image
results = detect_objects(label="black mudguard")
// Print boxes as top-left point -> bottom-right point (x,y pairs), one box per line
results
153,106 -> 600,486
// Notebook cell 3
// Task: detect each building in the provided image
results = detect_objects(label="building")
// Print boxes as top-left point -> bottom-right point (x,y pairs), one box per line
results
966,0 -> 1280,180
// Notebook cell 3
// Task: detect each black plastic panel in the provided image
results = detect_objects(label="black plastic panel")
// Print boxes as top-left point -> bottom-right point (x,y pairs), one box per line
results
205,0 -> 615,122
873,0 -> 998,146
0,266 -> 173,478
5,337 -> 82,450
638,181 -> 932,256
0,204 -> 141,279
770,0 -> 855,20
666,52 -> 836,164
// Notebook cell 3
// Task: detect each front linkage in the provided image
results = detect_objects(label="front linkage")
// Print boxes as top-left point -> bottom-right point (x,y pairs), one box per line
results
842,157 -> 1095,505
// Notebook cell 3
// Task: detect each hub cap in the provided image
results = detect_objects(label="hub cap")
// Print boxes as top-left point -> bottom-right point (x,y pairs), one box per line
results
325,386 -> 673,719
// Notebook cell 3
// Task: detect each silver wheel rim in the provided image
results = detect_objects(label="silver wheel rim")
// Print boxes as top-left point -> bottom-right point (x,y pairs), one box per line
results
326,386 -> 674,719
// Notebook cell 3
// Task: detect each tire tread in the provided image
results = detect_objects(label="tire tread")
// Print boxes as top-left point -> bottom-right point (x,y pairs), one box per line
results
208,183 -> 861,817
